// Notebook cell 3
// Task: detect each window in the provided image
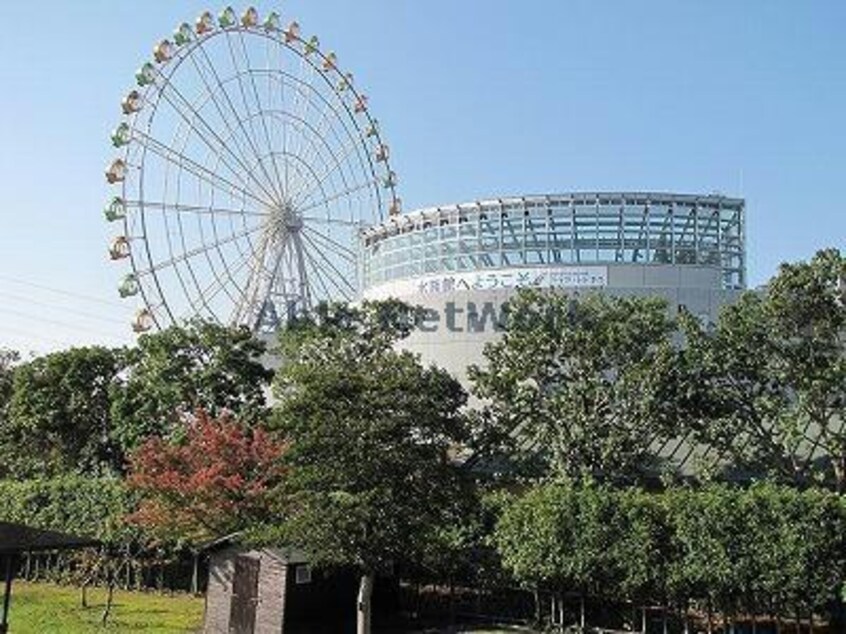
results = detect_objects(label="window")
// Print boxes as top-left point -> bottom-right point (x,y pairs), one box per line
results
294,564 -> 312,585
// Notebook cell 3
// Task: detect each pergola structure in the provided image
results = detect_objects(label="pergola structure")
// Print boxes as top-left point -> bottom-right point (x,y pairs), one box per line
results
0,522 -> 99,634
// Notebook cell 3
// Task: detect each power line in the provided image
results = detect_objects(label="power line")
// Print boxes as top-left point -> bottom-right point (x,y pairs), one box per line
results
0,306 -> 128,343
0,324 -> 80,350
0,290 -> 128,326
0,274 -> 126,309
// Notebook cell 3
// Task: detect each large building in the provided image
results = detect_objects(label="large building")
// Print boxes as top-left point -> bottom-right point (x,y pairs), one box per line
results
360,192 -> 745,384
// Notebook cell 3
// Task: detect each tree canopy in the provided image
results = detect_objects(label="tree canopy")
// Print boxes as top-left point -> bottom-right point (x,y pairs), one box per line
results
0,346 -> 123,478
495,481 -> 846,627
681,248 -> 846,490
470,290 -> 681,482
110,320 -> 272,453
262,301 -> 468,634
0,347 -> 17,409
127,410 -> 286,545
0,348 -> 19,452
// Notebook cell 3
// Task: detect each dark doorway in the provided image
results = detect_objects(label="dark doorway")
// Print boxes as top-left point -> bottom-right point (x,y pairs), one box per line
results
229,555 -> 260,634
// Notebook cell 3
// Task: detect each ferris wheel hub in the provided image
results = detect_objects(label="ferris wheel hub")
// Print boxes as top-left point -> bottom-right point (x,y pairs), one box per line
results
269,202 -> 303,235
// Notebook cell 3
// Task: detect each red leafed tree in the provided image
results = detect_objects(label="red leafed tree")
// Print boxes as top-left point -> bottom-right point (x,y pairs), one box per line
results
127,410 -> 286,543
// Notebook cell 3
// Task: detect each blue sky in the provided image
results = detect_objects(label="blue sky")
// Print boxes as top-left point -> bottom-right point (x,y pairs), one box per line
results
0,1 -> 844,353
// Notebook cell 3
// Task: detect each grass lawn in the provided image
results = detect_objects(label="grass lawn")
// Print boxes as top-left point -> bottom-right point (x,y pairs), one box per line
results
7,581 -> 204,633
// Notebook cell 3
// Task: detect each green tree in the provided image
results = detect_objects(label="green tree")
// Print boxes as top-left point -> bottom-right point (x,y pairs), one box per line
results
755,485 -> 846,625
664,483 -> 846,629
0,347 -> 18,409
263,301 -> 468,634
0,346 -> 123,477
496,483 -> 846,630
613,488 -> 668,614
494,483 -> 637,628
0,348 -> 19,449
470,289 -> 680,482
681,248 -> 846,490
664,486 -> 746,630
110,320 -> 271,453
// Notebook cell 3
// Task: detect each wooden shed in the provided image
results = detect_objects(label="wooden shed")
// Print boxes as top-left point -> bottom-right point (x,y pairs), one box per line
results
203,538 -> 358,634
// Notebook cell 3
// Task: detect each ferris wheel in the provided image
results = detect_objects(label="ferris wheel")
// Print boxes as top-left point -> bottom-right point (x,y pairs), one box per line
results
105,6 -> 400,334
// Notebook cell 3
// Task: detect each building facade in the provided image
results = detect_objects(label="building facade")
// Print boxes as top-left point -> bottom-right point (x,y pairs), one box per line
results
360,192 -> 746,384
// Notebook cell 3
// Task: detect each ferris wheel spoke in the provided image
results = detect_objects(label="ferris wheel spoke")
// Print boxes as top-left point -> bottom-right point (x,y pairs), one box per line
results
235,31 -> 287,200
288,54 -> 316,176
293,89 -> 364,185
289,89 -> 338,180
296,178 -> 378,216
271,37 -> 294,196
298,240 -> 330,299
264,34 -> 287,194
258,239 -> 292,313
291,129 -> 357,204
300,239 -> 348,300
223,32 -> 284,202
301,225 -> 357,261
127,200 -> 267,218
246,66 -> 361,205
153,68 -> 281,204
158,192 -> 217,322
195,200 -> 258,313
301,247 -> 355,302
302,216 -> 363,228
300,232 -> 357,293
275,99 -> 343,201
192,42 -> 283,203
138,223 -> 266,275
233,231 -> 273,324
290,135 -> 367,208
184,52 -> 267,196
133,130 -> 268,207
279,236 -> 312,311
199,244 -> 256,316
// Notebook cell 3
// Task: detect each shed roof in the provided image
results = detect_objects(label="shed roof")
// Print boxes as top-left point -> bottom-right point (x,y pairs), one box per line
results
200,533 -> 308,565
0,522 -> 99,555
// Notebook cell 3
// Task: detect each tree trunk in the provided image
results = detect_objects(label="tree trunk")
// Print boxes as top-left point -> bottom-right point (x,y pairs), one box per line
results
558,593 -> 564,630
80,582 -> 88,608
191,552 -> 199,595
641,606 -> 647,634
580,595 -> 586,630
356,572 -> 374,634
533,586 -> 541,626
2,555 -> 17,634
834,455 -> 845,495
101,573 -> 115,626
448,579 -> 456,627
707,600 -> 713,634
